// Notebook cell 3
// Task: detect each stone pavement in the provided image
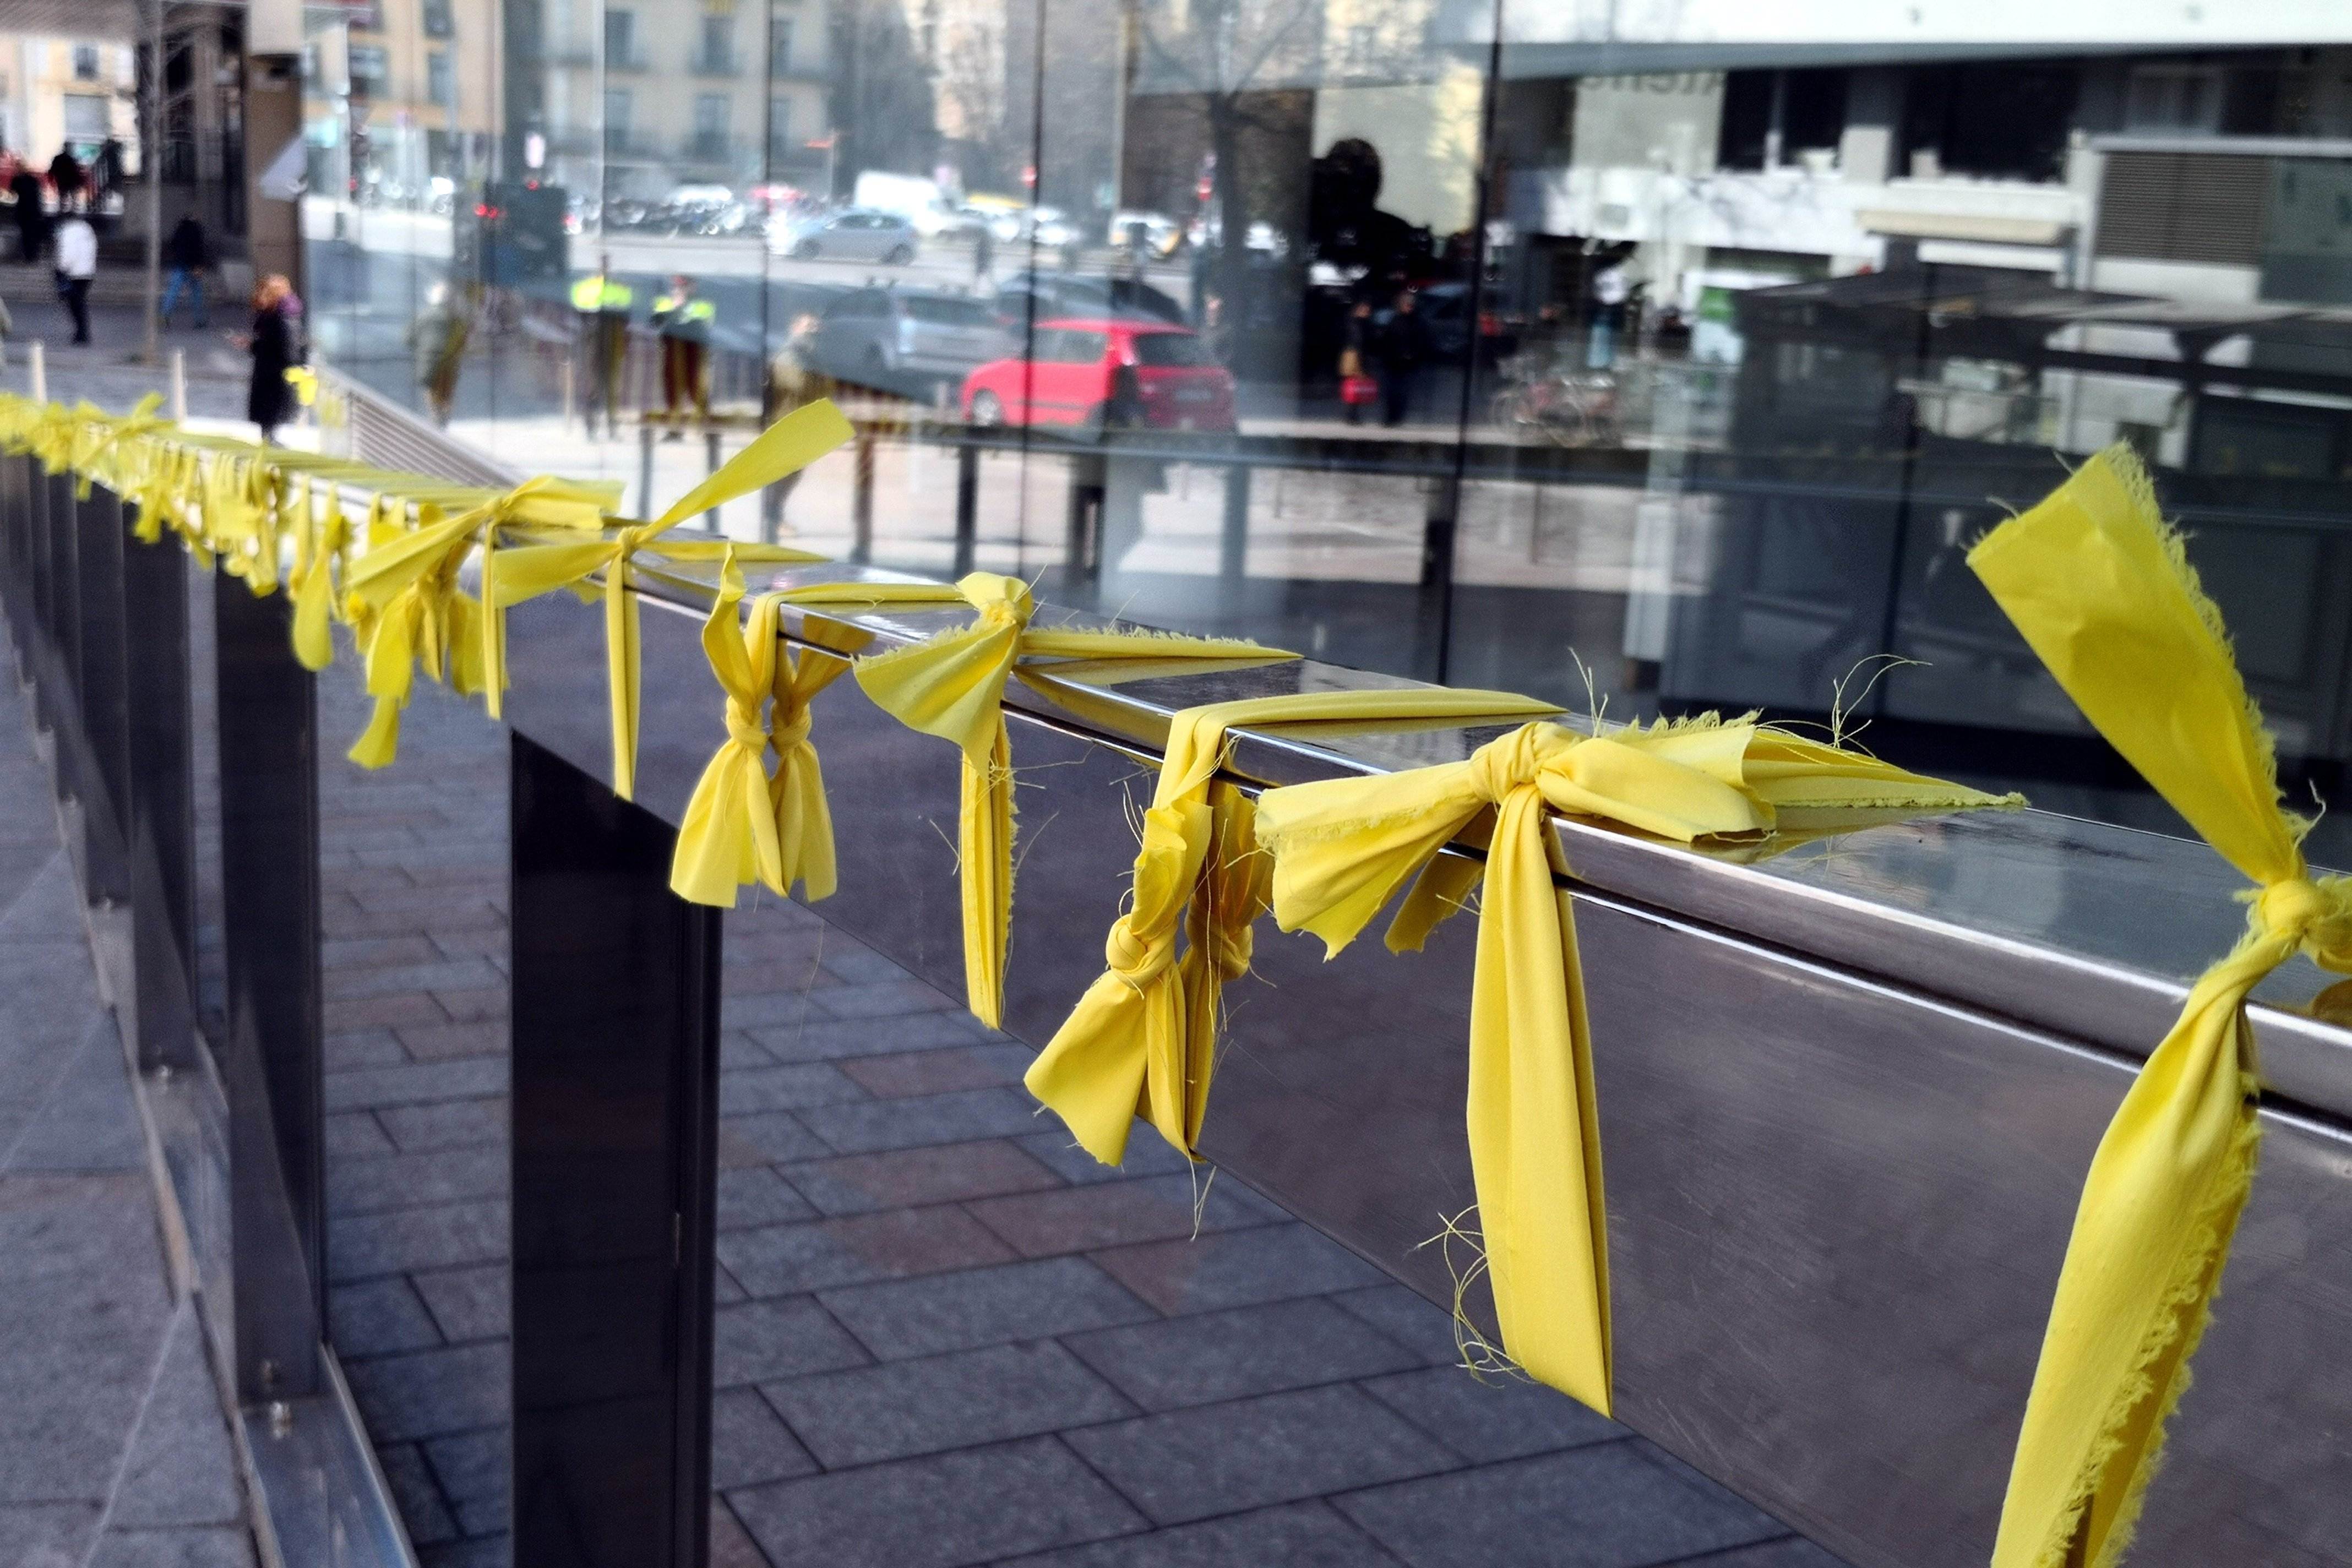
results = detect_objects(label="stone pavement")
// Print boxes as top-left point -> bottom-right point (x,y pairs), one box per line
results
0,638 -> 259,1567
310,660 -> 1849,1568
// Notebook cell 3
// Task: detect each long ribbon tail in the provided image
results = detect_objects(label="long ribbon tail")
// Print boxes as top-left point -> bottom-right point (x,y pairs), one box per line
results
774,728 -> 838,902
1990,944 -> 2273,1568
959,716 -> 1015,1030
607,567 -> 641,800
1467,785 -> 1611,1415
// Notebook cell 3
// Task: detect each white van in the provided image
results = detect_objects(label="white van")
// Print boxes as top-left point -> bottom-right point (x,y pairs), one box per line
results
851,171 -> 958,238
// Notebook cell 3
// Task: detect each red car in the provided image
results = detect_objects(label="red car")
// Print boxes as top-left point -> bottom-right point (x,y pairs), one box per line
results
961,318 -> 1236,432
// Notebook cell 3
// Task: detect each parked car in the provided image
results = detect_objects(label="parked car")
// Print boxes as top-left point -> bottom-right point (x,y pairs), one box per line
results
1107,210 -> 1184,257
815,287 -> 1015,388
991,269 -> 1186,329
961,318 -> 1236,432
772,208 -> 919,264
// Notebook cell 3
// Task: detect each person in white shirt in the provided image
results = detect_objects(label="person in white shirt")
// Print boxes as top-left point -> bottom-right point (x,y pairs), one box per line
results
53,215 -> 95,344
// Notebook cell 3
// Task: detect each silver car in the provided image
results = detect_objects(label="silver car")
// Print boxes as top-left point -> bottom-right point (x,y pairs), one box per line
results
773,208 -> 919,264
815,287 -> 1015,391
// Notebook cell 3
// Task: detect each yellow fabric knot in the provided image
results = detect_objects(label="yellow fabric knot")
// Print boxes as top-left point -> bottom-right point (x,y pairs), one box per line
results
1254,710 -> 2013,1418
854,575 -> 1295,1030
486,402 -> 847,797
1969,444 -> 2342,1568
1023,688 -> 1562,1170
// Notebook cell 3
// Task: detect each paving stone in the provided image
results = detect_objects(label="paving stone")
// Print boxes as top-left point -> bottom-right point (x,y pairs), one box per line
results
730,1435 -> 1144,1568
966,1172 -> 1282,1258
0,1502 -> 101,1568
714,1297 -> 872,1386
722,990 -> 825,1031
1670,1540 -> 1848,1568
820,1256 -> 1157,1361
325,1056 -> 508,1113
717,1061 -> 865,1115
796,1086 -> 1042,1154
427,925 -> 509,961
323,993 -> 454,1033
1332,1443 -> 1785,1568
836,1043 -> 1036,1098
421,1427 -> 505,1512
718,1034 -> 776,1071
716,1166 -> 818,1231
324,1110 -> 396,1159
376,1445 -> 460,1547
322,900 -> 501,941
328,1146 -> 508,1218
1091,1223 -> 1390,1316
1064,1297 -> 1424,1413
752,1011 -> 988,1062
812,979 -> 965,1020
395,1021 -> 508,1062
344,1342 -> 510,1442
378,1097 -> 508,1153
717,1111 -> 832,1167
108,1305 -> 246,1529
414,1265 -> 510,1343
1067,1384 -> 1456,1526
711,1496 -> 767,1568
1328,1285 -> 1464,1368
325,1030 -> 412,1072
717,1207 -> 1015,1297
329,1199 -> 507,1282
711,1387 -> 818,1490
998,1500 -> 1400,1567
814,944 -> 913,986
5,1016 -> 144,1173
779,1139 -> 1061,1216
323,935 -> 440,968
329,1278 -> 444,1356
1359,1365 -> 1621,1463
84,1525 -> 257,1567
1015,1130 -> 1196,1186
432,987 -> 508,1023
762,1340 -> 1135,1468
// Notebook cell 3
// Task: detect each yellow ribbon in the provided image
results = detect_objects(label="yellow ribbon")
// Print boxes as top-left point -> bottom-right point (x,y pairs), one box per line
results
1970,446 -> 2352,1568
853,573 -> 1294,1028
484,401 -> 850,797
1026,687 -> 1562,1167
1253,715 -> 2012,1415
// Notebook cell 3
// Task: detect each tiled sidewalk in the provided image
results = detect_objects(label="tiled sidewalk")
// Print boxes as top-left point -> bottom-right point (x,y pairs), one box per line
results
0,643 -> 258,1567
311,660 -> 1847,1568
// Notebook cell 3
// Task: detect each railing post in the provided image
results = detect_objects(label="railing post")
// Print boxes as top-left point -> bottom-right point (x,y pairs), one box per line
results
951,442 -> 978,576
1221,463 -> 1250,586
2,455 -> 30,664
214,571 -> 326,1404
123,510 -> 200,1071
74,483 -> 133,905
45,471 -> 85,814
852,428 -> 875,563
510,732 -> 720,1568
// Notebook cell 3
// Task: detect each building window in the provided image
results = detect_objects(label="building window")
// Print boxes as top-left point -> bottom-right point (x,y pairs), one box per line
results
698,14 -> 735,72
63,93 -> 107,141
70,45 -> 99,81
605,10 -> 640,70
768,95 -> 792,159
693,93 -> 730,160
422,0 -> 453,39
427,51 -> 452,108
604,88 -> 633,153
349,44 -> 389,96
769,16 -> 793,74
2127,64 -> 2224,134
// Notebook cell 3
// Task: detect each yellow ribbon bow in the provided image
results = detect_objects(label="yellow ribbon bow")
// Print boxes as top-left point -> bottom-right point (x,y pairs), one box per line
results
1970,446 -> 2352,1568
485,401 -> 851,798
291,481 -> 351,671
1026,687 -> 1563,1167
671,562 -> 976,908
853,575 -> 1293,1028
1254,714 -> 2013,1415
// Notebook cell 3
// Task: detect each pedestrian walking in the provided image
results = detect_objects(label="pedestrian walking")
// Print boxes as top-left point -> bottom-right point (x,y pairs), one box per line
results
8,158 -> 47,263
408,281 -> 471,427
161,213 -> 212,329
239,275 -> 298,445
49,147 -> 84,214
94,138 -> 124,205
1338,298 -> 1377,426
570,260 -> 634,439
53,213 -> 96,345
651,274 -> 715,433
973,222 -> 994,283
1374,287 -> 1429,428
1588,259 -> 1629,371
765,314 -> 831,524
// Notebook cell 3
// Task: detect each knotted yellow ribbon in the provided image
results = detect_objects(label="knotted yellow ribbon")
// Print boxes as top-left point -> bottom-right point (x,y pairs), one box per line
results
853,576 -> 1292,1028
1254,715 -> 2011,1414
291,482 -> 351,671
1026,687 -> 1562,1167
485,401 -> 850,797
1970,447 -> 2352,1568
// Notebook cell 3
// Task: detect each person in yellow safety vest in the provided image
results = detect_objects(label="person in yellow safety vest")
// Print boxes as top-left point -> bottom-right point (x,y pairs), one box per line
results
570,260 -> 634,439
651,274 -> 716,437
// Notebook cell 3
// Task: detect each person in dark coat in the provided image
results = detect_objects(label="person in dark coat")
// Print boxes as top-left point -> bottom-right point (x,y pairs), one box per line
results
241,275 -> 297,444
161,214 -> 211,328
49,147 -> 84,213
9,162 -> 48,263
1374,287 -> 1430,427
